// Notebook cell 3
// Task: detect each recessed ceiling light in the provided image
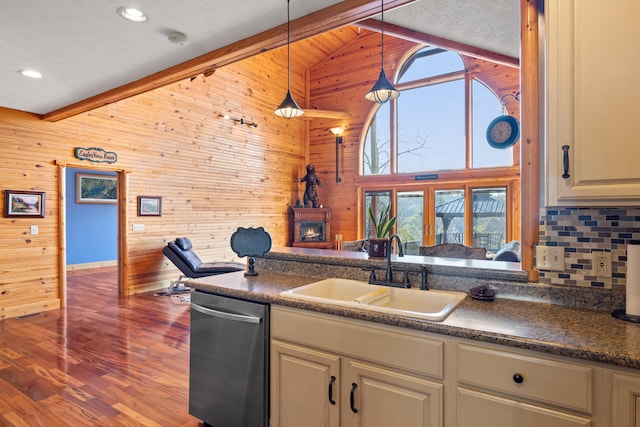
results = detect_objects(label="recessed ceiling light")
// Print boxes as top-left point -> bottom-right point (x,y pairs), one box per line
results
19,70 -> 42,79
117,7 -> 148,22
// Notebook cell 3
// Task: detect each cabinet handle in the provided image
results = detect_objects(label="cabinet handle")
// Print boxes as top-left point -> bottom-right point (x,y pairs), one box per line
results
561,145 -> 570,179
513,373 -> 524,384
328,376 -> 336,405
350,383 -> 359,413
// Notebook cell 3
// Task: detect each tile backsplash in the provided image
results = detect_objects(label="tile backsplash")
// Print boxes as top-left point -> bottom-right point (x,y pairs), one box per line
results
538,207 -> 640,290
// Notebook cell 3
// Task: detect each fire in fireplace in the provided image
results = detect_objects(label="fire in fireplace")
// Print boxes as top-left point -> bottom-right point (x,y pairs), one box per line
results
299,221 -> 325,242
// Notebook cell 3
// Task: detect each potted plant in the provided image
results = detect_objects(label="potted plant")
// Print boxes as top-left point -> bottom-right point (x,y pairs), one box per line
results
367,204 -> 396,257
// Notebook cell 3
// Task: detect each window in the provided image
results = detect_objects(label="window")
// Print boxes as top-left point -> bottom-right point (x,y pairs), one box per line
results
435,189 -> 465,245
397,190 -> 424,254
362,46 -> 513,175
397,80 -> 465,172
360,46 -> 519,256
364,190 -> 391,238
472,188 -> 507,254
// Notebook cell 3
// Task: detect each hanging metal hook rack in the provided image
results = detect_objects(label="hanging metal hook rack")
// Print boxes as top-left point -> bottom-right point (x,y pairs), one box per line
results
217,113 -> 258,128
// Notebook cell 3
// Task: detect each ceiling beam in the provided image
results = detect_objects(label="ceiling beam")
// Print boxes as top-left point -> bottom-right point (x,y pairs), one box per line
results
356,18 -> 520,68
43,0 -> 417,122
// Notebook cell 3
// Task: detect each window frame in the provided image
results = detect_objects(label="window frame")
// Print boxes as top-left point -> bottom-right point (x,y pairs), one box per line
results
360,47 -> 519,177
360,177 -> 518,255
357,45 -> 521,252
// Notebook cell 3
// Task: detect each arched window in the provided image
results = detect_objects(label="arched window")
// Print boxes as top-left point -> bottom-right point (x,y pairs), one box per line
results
360,46 -> 519,257
362,46 -> 512,176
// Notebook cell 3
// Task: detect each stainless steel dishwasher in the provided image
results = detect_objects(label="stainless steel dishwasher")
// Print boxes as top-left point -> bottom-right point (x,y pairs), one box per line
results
189,290 -> 269,427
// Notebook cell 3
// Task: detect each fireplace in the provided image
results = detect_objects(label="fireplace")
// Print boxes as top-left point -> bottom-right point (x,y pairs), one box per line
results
290,207 -> 333,249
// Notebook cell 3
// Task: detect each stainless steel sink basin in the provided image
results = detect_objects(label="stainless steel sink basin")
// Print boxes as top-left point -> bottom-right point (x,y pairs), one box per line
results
280,278 -> 466,321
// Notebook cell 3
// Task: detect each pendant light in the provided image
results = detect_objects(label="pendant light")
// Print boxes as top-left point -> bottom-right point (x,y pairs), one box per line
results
365,0 -> 400,104
274,0 -> 304,118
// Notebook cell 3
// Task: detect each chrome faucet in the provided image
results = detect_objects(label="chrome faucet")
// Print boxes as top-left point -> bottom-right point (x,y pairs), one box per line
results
384,234 -> 404,282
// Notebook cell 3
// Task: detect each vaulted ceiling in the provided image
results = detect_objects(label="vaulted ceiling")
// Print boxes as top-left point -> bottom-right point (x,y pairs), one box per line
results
0,0 -> 519,118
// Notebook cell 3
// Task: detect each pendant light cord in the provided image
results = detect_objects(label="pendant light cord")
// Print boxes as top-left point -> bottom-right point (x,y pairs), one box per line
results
287,0 -> 291,90
380,0 -> 385,69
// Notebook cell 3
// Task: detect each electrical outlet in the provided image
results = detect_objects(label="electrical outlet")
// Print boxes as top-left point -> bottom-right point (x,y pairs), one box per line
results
593,252 -> 612,278
535,245 -> 565,271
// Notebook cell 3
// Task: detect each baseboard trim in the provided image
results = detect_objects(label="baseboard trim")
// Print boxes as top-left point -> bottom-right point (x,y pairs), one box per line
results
67,260 -> 117,271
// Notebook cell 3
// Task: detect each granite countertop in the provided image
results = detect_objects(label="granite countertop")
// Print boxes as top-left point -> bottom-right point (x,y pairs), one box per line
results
188,270 -> 640,370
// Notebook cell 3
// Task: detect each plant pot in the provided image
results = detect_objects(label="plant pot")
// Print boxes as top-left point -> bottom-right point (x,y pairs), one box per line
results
367,238 -> 389,258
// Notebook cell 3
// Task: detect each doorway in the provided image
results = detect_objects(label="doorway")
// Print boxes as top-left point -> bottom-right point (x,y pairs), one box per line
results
57,162 -> 128,307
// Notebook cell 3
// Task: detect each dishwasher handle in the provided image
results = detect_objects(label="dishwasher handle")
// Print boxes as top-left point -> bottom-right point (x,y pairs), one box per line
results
191,302 -> 262,324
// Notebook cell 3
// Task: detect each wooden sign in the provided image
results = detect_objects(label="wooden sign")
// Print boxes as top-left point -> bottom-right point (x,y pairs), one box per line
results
75,147 -> 118,164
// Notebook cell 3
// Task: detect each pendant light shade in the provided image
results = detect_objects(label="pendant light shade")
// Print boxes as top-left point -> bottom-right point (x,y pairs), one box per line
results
365,0 -> 399,104
275,90 -> 304,119
274,0 -> 304,118
365,69 -> 400,103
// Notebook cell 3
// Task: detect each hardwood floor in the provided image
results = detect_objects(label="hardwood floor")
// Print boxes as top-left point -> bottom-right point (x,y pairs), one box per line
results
0,267 -> 202,426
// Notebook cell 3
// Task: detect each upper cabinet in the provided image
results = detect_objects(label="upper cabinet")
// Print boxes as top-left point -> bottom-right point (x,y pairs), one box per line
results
545,0 -> 640,206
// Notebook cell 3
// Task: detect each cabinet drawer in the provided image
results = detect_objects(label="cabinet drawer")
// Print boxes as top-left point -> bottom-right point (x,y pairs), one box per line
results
272,306 -> 444,379
458,343 -> 593,413
457,388 -> 591,427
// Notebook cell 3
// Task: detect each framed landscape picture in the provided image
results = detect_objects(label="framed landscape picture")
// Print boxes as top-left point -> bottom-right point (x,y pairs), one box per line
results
4,190 -> 46,218
138,196 -> 162,216
76,173 -> 117,204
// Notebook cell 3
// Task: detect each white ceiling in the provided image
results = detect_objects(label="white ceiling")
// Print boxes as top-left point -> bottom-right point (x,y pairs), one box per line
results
0,0 -> 519,116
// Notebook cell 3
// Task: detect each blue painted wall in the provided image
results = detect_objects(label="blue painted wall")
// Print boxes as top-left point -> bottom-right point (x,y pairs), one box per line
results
66,168 -> 117,265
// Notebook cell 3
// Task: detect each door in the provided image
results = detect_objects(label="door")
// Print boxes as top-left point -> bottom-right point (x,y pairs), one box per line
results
271,340 -> 341,427
343,359 -> 443,427
546,0 -> 640,205
58,163 -> 127,306
611,372 -> 640,427
397,190 -> 426,255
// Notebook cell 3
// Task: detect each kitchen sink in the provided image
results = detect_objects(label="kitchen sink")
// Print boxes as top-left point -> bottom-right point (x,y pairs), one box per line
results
279,278 -> 382,306
280,278 -> 466,321
360,286 -> 466,321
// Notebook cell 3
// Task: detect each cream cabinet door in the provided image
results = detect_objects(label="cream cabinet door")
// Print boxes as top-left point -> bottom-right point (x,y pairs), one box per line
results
342,359 -> 443,427
546,0 -> 640,206
612,372 -> 640,427
271,339 -> 340,427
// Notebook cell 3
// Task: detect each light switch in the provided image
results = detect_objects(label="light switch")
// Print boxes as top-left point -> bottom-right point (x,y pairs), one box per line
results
132,223 -> 145,232
535,245 -> 564,271
30,225 -> 38,235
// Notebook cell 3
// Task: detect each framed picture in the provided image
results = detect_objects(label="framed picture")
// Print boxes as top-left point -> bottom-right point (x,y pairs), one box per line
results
138,196 -> 162,216
4,190 -> 46,218
76,173 -> 117,204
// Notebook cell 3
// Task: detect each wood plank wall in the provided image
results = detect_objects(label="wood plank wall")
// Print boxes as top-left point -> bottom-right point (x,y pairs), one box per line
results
0,27 -> 519,319
0,49 -> 306,319
306,30 -> 521,243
